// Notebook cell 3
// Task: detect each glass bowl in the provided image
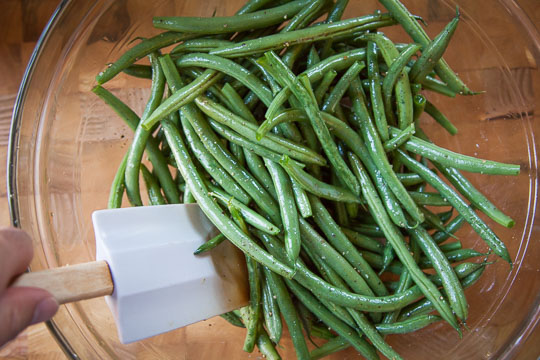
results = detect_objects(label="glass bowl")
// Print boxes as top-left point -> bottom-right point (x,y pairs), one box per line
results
8,0 -> 540,358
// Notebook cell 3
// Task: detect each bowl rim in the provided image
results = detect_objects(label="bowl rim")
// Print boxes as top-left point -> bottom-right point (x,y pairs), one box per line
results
6,0 -> 540,359
6,0 -> 78,358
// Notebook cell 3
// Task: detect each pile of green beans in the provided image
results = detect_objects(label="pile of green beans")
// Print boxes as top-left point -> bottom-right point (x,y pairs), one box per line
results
94,0 -> 519,358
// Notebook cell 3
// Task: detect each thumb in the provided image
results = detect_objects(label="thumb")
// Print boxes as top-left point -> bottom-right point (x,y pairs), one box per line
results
0,287 -> 58,347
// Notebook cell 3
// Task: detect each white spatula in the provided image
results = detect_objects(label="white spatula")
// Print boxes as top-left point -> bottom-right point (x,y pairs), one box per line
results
11,204 -> 249,344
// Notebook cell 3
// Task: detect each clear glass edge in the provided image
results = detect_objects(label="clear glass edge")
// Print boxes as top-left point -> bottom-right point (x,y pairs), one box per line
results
6,0 -> 79,359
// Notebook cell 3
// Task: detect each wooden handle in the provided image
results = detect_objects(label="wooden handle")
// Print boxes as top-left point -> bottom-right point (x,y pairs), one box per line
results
12,261 -> 114,305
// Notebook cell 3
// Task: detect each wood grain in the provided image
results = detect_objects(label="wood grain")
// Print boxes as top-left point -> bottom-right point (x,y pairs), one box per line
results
0,0 -> 538,359
13,261 -> 114,305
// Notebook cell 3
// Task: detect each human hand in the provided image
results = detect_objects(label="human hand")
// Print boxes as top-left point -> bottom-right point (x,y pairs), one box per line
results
0,228 -> 59,347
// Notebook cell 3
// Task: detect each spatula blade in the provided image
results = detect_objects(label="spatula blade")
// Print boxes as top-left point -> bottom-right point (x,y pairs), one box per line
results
93,204 -> 249,343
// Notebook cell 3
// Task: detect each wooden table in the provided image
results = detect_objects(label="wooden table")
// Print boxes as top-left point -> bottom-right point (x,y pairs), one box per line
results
0,0 -> 539,359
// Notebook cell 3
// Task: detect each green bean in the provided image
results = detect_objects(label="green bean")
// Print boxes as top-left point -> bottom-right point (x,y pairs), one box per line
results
199,99 -> 324,166
209,190 -> 280,235
208,118 -> 303,166
306,45 -> 320,69
348,77 -> 424,223
280,156 -> 360,203
420,76 -> 457,97
161,118 -> 294,277
304,48 -> 367,81
435,164 -> 515,228
325,0 -> 349,22
220,311 -> 245,328
285,280 -> 380,360
291,178 -> 312,218
324,109 -> 410,228
381,242 -> 417,323
125,53 -> 166,205
420,207 -> 451,235
238,303 -> 258,353
171,38 -> 234,54
262,52 -> 360,194
92,85 -> 180,204
397,149 -> 512,263
412,94 -> 427,124
280,0 -> 327,33
108,154 -> 128,209
428,237 -> 455,253
419,249 -> 486,269
264,267 -> 310,359
377,0 -> 474,95
256,327 -> 282,360
240,232 -> 263,353
383,123 -> 415,152
409,10 -> 460,84
399,266 -> 486,321
345,201 -> 359,220
236,0 -> 276,15
350,223 -> 385,237
424,100 -> 458,135
347,152 -> 460,331
297,220 -> 374,297
376,315 -> 441,335
321,61 -> 364,114
382,43 -> 420,127
243,150 -> 278,199
409,225 -> 468,320
408,191 -> 450,207
142,69 -> 221,130
140,164 -> 166,205
220,83 -> 286,200
96,31 -> 189,84
341,228 -> 384,254
282,43 -> 311,69
248,57 -> 283,96
257,109 -> 299,141
302,246 -> 360,327
334,198 -> 350,227
122,64 -> 152,79
314,69 -> 338,105
309,324 -> 337,341
346,309 -> 403,360
221,83 -> 257,122
257,228 -> 448,313
176,53 -> 273,105
380,243 -> 395,274
386,261 -> 481,292
361,33 -> 414,130
310,196 -> 388,296
210,14 -> 396,58
367,40 -> 389,141
183,182 -> 196,204
396,172 -> 424,186
194,233 -> 226,255
159,54 -> 253,205
183,106 -> 282,223
389,128 -> 520,176
264,90 -> 292,126
310,336 -> 350,360
153,0 -> 312,34
410,82 -> 422,96
261,272 -> 282,343
265,159 -> 301,262
183,117 -> 252,204
359,250 -> 385,270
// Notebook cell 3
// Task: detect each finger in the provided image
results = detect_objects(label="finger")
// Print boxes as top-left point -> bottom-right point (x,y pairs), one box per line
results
0,228 -> 33,289
0,287 -> 58,347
